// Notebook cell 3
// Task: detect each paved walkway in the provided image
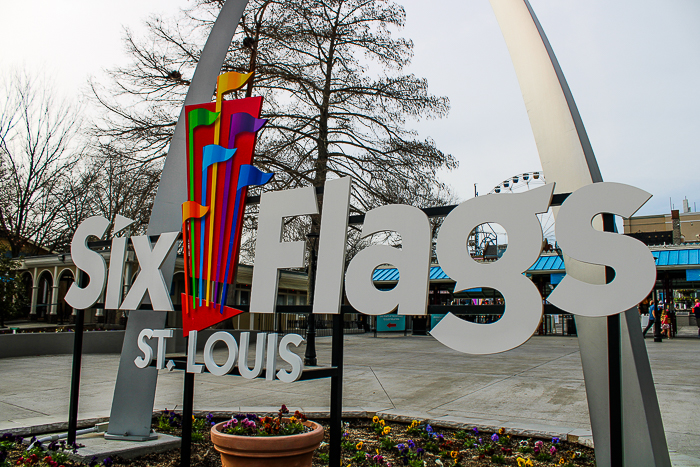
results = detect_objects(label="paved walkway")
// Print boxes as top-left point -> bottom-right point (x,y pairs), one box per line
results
1,331 -> 699,465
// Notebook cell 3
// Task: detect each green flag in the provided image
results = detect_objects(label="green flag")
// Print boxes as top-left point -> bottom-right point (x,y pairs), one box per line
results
187,108 -> 220,200
186,108 -> 219,298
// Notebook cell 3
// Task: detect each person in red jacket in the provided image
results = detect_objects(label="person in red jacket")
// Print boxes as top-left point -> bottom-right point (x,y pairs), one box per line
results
660,311 -> 672,339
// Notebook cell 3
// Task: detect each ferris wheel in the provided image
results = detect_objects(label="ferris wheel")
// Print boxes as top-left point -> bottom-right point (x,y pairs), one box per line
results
486,171 -> 556,248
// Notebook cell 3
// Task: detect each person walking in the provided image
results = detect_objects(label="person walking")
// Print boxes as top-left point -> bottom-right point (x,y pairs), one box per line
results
643,301 -> 656,338
661,310 -> 672,339
693,299 -> 700,338
668,303 -> 677,338
638,298 -> 649,316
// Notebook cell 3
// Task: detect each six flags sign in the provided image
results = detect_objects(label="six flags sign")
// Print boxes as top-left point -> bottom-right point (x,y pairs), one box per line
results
64,72 -> 657,357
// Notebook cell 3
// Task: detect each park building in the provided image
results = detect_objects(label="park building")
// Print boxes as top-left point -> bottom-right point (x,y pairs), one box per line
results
624,202 -> 700,246
15,253 -> 311,330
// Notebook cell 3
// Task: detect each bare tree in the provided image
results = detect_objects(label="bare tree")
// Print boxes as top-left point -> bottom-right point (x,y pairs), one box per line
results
0,71 -> 86,256
52,145 -> 160,250
90,0 -> 460,329
86,142 -> 161,235
92,0 -> 458,217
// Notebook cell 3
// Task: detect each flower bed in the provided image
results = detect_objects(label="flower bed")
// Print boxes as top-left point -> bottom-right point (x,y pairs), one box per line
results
0,413 -> 595,467
323,417 -> 594,467
0,433 -> 112,467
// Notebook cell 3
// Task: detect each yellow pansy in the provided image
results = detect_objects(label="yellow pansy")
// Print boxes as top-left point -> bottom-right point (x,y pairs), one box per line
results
450,451 -> 458,459
373,416 -> 379,423
382,426 -> 391,435
356,441 -> 363,450
379,420 -> 385,427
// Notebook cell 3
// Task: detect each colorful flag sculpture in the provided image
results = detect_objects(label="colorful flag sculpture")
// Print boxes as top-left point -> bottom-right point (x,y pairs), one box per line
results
180,71 -> 272,335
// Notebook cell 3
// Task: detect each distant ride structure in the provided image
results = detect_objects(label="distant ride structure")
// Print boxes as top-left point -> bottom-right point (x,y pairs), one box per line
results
473,171 -> 556,255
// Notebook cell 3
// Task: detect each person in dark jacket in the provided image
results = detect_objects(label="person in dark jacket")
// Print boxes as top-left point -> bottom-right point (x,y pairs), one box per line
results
643,301 -> 657,338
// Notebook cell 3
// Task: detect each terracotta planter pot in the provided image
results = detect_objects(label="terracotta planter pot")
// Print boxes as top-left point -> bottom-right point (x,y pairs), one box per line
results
210,419 -> 324,467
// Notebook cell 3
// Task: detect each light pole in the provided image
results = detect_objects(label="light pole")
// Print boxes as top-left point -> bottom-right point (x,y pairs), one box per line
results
304,232 -> 319,366
242,0 -> 271,98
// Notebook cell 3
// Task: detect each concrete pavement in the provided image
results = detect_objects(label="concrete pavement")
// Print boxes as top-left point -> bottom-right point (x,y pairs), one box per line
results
1,331 -> 699,464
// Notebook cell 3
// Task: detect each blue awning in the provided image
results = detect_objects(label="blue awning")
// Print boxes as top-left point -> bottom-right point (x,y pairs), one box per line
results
373,265 -> 452,282
373,257 -> 566,282
652,249 -> 700,267
528,255 -> 565,272
371,248 -> 700,283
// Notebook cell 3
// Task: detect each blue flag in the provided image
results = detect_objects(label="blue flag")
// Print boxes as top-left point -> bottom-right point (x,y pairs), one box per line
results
237,165 -> 274,191
202,145 -> 237,169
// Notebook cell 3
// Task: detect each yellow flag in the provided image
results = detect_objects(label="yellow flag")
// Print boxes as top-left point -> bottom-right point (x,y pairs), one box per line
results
217,71 -> 253,101
214,71 -> 253,142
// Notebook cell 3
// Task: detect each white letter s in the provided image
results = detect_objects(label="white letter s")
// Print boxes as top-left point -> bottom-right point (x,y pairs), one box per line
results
547,182 -> 656,317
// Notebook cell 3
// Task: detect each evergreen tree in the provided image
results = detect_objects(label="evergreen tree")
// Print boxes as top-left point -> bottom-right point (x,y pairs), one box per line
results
0,251 -> 28,327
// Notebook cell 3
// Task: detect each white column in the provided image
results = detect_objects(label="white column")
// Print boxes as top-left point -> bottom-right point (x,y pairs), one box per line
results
29,268 -> 39,320
29,287 -> 39,318
71,266 -> 78,319
49,266 -> 59,321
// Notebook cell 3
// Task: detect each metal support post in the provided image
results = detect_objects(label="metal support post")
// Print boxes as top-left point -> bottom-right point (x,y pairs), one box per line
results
67,272 -> 87,445
181,361 -> 195,467
329,313 -> 344,467
603,213 -> 623,466
607,313 -> 622,465
304,232 -> 319,366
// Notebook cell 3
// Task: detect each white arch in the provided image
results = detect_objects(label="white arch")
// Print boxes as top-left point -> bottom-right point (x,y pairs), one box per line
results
488,1 -> 668,465
20,270 -> 33,285
34,267 -> 54,287
57,267 -> 75,281
109,0 -> 252,442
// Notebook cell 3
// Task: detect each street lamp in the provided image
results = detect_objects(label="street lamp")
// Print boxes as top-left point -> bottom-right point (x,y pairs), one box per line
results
304,232 -> 319,366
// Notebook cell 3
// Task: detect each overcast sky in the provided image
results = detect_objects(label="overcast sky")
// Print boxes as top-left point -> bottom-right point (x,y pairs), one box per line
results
1,0 -> 698,217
